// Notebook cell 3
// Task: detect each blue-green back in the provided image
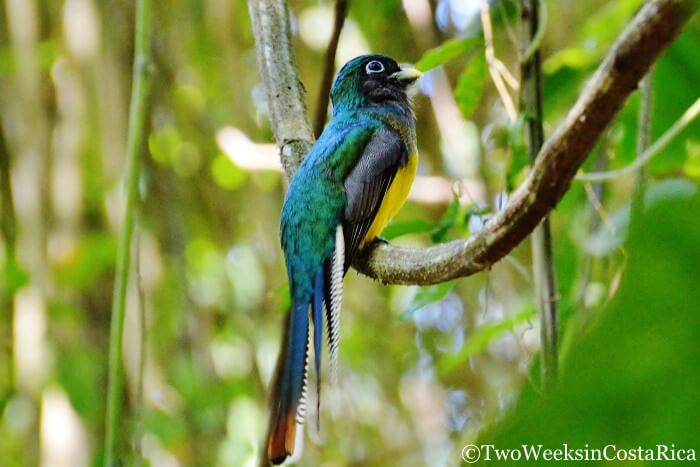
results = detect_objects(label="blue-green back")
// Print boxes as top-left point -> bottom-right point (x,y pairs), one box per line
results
280,115 -> 375,300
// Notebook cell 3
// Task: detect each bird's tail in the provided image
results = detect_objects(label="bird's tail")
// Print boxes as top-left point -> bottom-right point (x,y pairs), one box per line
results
267,226 -> 345,465
267,272 -> 325,465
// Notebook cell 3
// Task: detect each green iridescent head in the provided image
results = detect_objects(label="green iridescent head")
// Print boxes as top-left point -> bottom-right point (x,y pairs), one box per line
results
330,54 -> 422,111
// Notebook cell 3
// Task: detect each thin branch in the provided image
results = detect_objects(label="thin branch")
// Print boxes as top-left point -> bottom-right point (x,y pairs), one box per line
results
521,0 -> 547,64
496,0 -> 521,54
577,147 -> 609,309
480,0 -> 518,122
313,0 -> 349,138
520,0 -> 558,393
492,58 -> 520,91
104,0 -> 152,464
250,0 -> 697,286
630,71 -> 653,229
576,95 -> 700,182
582,180 -> 614,234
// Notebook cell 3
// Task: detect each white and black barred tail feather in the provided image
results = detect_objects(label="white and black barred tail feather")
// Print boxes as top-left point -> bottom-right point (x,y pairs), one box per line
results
287,331 -> 309,464
327,226 -> 344,386
295,327 -> 311,426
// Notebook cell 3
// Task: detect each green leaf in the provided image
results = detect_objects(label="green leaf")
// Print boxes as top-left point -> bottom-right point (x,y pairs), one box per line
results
506,115 -> 531,191
57,349 -> 103,421
431,195 -> 461,243
381,220 -> 436,240
438,307 -> 535,376
543,0 -> 644,75
382,195 -> 463,243
455,50 -> 487,120
683,139 -> 700,179
3,257 -> 29,295
415,36 -> 482,72
402,281 -> 456,319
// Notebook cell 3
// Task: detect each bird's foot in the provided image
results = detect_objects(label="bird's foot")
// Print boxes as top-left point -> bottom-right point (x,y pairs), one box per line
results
371,236 -> 389,246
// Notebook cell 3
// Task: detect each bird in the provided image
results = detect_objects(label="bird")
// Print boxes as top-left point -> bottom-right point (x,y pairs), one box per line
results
267,54 -> 421,465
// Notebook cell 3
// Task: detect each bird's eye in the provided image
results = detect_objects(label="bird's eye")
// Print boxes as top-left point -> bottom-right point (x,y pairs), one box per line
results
365,60 -> 385,74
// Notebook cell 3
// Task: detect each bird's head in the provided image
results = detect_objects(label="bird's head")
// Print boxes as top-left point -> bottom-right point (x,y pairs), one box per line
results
330,54 -> 422,111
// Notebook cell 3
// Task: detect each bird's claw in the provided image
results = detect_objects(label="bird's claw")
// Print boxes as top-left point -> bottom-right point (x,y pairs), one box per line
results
371,236 -> 389,246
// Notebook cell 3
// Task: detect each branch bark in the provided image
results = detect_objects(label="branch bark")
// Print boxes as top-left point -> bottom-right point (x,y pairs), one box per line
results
250,0 -> 697,285
248,0 -> 313,179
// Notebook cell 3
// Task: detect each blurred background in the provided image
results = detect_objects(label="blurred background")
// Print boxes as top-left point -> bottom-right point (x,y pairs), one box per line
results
0,0 -> 699,466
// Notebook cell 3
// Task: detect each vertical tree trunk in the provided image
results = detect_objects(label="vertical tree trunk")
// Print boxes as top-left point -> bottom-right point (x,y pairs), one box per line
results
519,0 -> 558,392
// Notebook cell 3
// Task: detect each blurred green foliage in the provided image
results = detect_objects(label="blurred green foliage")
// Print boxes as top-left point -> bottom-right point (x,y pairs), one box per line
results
416,37 -> 482,72
478,191 -> 700,465
455,51 -> 487,119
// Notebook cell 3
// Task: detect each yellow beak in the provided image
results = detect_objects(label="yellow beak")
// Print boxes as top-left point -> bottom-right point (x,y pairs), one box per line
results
389,67 -> 423,84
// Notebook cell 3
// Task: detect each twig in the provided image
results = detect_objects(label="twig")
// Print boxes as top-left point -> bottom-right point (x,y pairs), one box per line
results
104,0 -> 152,464
582,181 -> 614,234
250,0 -> 697,285
630,72 -> 653,230
480,0 -> 518,122
313,0 -> 349,138
496,0 -> 521,53
519,0 -> 558,393
492,59 -> 520,91
576,95 -> 700,182
577,148 -> 609,309
521,0 -> 547,64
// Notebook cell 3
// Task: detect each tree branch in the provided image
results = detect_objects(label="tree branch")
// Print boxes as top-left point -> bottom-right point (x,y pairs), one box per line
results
104,0 -> 152,464
250,0 -> 697,286
313,0 -> 349,138
248,0 -> 313,179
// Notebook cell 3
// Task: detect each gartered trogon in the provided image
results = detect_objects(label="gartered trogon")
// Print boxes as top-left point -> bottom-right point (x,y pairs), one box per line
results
267,54 -> 422,464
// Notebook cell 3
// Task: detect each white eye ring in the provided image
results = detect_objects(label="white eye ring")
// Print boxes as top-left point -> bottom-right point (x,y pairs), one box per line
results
365,60 -> 385,74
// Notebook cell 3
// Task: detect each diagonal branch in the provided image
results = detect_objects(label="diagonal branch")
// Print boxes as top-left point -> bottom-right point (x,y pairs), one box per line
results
249,0 -> 698,286
313,0 -> 350,138
576,95 -> 700,182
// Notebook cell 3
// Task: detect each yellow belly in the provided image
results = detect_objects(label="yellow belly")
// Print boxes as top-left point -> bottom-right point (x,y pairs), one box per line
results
360,151 -> 418,248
